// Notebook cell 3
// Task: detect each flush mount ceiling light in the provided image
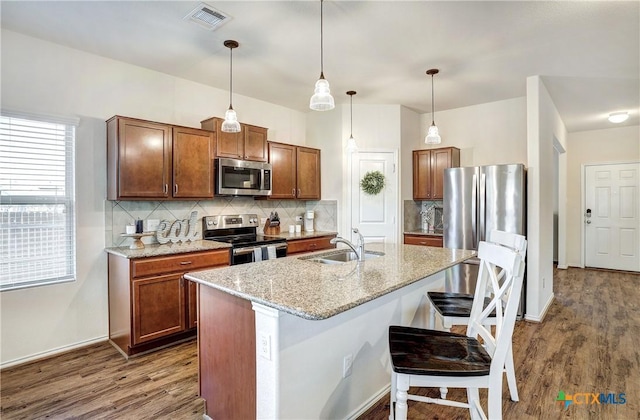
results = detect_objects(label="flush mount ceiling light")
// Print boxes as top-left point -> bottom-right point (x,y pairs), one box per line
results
221,40 -> 241,133
309,0 -> 335,111
425,68 -> 441,145
346,91 -> 358,153
608,111 -> 629,123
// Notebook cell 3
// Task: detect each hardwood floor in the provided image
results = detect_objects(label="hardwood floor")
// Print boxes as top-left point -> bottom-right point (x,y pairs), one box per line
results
0,340 -> 204,419
359,267 -> 640,419
1,267 -> 638,419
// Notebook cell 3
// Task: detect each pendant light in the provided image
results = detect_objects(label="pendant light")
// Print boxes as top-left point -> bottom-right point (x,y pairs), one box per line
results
221,40 -> 241,133
425,68 -> 441,144
346,91 -> 358,152
309,0 -> 335,111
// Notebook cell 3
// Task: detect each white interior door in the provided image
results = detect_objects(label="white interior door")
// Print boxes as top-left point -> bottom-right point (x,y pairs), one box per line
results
585,162 -> 640,272
350,151 -> 398,244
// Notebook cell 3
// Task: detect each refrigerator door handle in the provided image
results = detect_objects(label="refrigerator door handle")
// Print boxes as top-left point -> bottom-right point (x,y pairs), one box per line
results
472,173 -> 478,248
479,172 -> 486,246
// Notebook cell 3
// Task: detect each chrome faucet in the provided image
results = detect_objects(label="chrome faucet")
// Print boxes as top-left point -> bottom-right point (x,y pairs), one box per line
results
330,228 -> 366,262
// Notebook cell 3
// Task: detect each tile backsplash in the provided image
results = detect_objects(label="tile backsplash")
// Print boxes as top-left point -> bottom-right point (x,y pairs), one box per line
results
404,200 -> 443,232
105,198 -> 338,248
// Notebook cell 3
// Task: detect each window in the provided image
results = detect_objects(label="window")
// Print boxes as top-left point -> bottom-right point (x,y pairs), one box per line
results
0,110 -> 78,291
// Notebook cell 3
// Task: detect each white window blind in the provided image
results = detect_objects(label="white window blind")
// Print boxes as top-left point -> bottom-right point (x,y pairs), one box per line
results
0,111 -> 78,291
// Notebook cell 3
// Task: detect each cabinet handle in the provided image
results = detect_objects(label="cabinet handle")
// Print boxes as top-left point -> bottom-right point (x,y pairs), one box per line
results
297,188 -> 301,197
309,243 -> 317,249
164,184 -> 168,194
180,261 -> 192,265
174,184 -> 178,194
292,188 -> 296,197
419,241 -> 427,245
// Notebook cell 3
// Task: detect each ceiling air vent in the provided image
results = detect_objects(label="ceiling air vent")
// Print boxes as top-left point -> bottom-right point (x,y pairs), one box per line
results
184,3 -> 231,31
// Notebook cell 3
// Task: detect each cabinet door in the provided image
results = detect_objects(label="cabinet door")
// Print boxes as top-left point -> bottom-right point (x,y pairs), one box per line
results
296,147 -> 321,200
244,125 -> 268,162
113,118 -> 171,199
132,274 -> 185,345
413,150 -> 432,200
214,118 -> 244,159
173,126 -> 215,198
268,142 -> 297,199
430,149 -> 453,200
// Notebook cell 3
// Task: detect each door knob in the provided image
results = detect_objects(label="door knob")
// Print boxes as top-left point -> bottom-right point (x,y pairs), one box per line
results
585,219 -> 591,224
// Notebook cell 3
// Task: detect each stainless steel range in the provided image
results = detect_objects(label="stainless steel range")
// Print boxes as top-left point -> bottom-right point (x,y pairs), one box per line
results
202,214 -> 287,265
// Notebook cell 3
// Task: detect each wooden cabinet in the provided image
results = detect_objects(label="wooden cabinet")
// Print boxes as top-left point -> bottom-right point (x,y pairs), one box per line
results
412,147 -> 460,200
287,234 -> 336,255
268,141 -> 321,200
404,233 -> 443,247
108,248 -> 229,357
201,117 -> 268,162
107,116 -> 215,200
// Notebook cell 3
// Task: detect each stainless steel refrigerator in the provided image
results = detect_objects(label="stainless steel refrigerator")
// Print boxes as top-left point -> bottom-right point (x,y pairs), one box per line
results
442,163 -> 526,315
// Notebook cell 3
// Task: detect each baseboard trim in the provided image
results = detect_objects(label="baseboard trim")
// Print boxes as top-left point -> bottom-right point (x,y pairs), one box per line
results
347,383 -> 390,420
557,264 -> 568,270
1,335 -> 108,369
525,293 -> 554,323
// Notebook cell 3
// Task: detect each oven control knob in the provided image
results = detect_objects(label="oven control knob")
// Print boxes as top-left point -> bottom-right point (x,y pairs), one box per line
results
207,220 -> 213,225
250,218 -> 256,224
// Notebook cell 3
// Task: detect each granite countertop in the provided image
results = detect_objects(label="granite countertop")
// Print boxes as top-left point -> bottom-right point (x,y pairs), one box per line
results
404,229 -> 444,236
104,240 -> 231,259
185,243 -> 475,320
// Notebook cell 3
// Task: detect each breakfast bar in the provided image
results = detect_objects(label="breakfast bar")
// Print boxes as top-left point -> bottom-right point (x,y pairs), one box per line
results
185,243 -> 475,419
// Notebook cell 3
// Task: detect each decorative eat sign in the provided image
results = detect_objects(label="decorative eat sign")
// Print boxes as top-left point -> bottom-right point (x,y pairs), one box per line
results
156,211 -> 199,244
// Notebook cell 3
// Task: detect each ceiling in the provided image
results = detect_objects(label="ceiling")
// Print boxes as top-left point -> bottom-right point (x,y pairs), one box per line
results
1,1 -> 639,133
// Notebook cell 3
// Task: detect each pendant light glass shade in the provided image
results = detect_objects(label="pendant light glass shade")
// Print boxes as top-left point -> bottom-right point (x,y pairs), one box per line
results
345,90 -> 358,152
221,106 -> 240,133
222,40 -> 241,133
424,68 -> 441,144
425,123 -> 441,144
309,0 -> 335,111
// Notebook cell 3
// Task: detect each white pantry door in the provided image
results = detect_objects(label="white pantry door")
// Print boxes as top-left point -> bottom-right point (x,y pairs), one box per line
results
585,162 -> 640,272
350,151 -> 398,244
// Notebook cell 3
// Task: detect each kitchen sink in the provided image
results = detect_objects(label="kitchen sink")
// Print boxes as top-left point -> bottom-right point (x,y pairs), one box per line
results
300,249 -> 384,264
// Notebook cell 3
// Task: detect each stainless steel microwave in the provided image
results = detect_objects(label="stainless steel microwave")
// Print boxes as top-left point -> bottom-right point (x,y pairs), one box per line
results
215,158 -> 272,196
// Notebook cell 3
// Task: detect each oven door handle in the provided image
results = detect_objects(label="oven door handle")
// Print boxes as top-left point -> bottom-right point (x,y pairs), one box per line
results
233,243 -> 287,256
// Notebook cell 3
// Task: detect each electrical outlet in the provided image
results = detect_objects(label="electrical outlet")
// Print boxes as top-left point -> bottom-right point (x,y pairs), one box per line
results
295,215 -> 303,222
343,354 -> 353,378
147,219 -> 160,232
259,332 -> 271,361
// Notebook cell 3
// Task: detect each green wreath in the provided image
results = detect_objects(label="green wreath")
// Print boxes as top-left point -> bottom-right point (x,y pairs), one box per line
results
360,170 -> 385,195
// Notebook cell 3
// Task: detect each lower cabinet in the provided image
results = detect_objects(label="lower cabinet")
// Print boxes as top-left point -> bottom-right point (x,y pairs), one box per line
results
286,234 -> 337,255
108,248 -> 229,357
404,233 -> 444,247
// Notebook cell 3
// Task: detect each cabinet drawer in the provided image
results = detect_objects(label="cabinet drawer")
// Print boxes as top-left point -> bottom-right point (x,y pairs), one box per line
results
287,236 -> 336,255
132,250 -> 230,278
404,234 -> 443,247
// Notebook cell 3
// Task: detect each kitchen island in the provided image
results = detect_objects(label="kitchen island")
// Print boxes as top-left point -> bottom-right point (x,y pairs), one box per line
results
185,243 -> 474,419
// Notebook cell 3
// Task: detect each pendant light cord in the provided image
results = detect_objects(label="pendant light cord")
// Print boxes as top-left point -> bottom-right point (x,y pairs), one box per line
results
229,46 -> 233,108
320,0 -> 324,77
350,94 -> 353,136
431,73 -> 435,125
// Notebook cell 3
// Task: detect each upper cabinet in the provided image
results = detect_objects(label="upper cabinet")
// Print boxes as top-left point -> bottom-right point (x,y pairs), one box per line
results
412,147 -> 460,200
268,142 -> 321,200
107,116 -> 214,200
201,117 -> 268,162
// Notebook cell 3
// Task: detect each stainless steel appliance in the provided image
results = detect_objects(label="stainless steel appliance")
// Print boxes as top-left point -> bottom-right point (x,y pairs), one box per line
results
215,158 -> 272,196
202,214 -> 287,265
442,163 -> 526,314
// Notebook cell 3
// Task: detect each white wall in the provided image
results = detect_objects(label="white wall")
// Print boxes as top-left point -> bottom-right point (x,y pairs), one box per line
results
565,125 -> 640,267
525,76 -> 567,321
0,29 -> 306,366
419,97 -> 528,167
